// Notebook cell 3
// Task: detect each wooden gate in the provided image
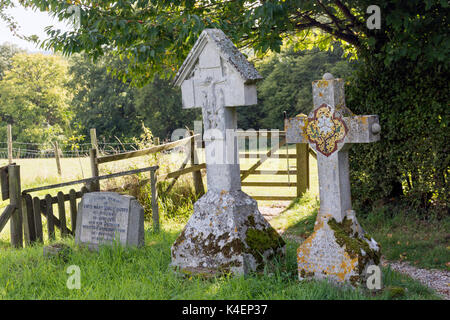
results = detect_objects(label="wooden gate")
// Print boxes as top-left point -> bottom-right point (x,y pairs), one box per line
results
238,130 -> 316,201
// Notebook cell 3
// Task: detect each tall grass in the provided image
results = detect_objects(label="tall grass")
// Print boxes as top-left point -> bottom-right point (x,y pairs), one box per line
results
0,225 -> 440,299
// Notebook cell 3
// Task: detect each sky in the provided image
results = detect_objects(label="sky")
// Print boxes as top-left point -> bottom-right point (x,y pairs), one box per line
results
0,2 -> 69,52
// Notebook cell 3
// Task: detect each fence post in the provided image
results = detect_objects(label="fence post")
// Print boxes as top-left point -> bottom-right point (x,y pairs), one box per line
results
22,194 -> 36,246
190,131 -> 205,196
296,143 -> 310,197
8,164 -> 23,248
90,128 -> 99,155
150,169 -> 159,232
7,124 -> 12,164
89,148 -> 100,191
54,141 -> 62,176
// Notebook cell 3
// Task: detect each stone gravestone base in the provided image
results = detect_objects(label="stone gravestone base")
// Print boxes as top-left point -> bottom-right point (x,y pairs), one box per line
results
171,190 -> 285,276
297,211 -> 380,286
43,243 -> 72,261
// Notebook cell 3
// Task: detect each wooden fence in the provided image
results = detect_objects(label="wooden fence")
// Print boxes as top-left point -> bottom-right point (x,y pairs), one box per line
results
91,132 -> 205,196
0,165 -> 159,248
90,130 -> 317,201
0,128 -> 317,248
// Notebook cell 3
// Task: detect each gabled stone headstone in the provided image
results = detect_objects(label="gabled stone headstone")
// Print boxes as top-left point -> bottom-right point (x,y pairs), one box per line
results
285,73 -> 381,286
171,29 -> 285,275
75,192 -> 144,249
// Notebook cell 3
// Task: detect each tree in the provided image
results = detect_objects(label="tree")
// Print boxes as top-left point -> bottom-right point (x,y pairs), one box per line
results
0,42 -> 24,80
10,0 -> 449,211
0,53 -> 72,145
69,54 -> 141,142
256,46 -> 354,130
134,77 -> 200,140
14,1 -> 448,84
69,54 -> 199,141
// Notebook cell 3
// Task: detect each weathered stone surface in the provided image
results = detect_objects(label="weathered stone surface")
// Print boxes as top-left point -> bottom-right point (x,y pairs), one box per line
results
75,192 -> 144,250
172,28 -> 284,276
43,243 -> 72,261
285,73 -> 382,286
171,190 -> 285,275
174,29 -> 262,110
297,211 -> 380,285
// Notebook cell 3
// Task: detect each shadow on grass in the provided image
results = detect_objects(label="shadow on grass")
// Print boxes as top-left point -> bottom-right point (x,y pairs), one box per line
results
270,192 -> 319,238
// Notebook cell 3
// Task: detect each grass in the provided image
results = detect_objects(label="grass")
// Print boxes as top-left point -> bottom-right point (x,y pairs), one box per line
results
270,193 -> 450,271
0,221 -> 440,300
362,206 -> 450,271
0,148 -> 447,300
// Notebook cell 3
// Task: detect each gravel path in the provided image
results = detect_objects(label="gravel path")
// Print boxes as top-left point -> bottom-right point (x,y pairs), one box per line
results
381,258 -> 450,300
259,202 -> 291,221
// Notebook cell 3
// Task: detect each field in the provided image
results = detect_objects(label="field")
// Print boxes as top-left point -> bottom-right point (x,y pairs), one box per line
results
0,149 -> 447,300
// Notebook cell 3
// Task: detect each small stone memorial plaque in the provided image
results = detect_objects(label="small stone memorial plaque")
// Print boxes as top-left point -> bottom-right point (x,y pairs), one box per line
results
75,192 -> 144,249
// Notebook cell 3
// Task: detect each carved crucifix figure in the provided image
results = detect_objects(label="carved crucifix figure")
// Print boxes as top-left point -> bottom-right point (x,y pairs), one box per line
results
285,73 -> 382,285
171,29 -> 285,275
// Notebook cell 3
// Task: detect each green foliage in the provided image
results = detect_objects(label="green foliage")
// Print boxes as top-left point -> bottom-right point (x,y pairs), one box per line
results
69,54 -> 141,142
0,52 -> 73,145
16,0 -> 380,85
69,53 -> 200,141
0,42 -> 24,80
134,77 -> 200,139
345,0 -> 449,214
347,57 -> 449,214
253,46 -> 355,130
360,205 -> 450,270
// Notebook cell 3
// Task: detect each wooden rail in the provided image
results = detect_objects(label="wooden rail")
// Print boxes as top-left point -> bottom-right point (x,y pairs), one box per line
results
239,153 -> 296,159
0,205 -> 14,234
22,166 -> 159,194
240,138 -> 287,181
96,135 -> 197,164
0,128 -> 317,247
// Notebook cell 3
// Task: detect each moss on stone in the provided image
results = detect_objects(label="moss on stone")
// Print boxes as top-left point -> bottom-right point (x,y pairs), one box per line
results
173,213 -> 285,274
246,227 -> 285,254
328,217 -> 381,276
222,238 -> 244,259
173,228 -> 187,247
300,269 -> 306,278
247,215 -> 256,227
218,260 -> 243,273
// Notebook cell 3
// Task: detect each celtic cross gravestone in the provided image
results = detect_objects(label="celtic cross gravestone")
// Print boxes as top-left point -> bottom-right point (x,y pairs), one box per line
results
285,73 -> 382,285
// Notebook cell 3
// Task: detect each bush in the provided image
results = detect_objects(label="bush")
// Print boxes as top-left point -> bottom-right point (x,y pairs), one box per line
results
347,56 -> 449,217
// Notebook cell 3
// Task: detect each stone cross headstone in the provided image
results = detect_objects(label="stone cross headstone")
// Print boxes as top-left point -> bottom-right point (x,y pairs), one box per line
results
75,192 -> 144,250
285,73 -> 381,286
171,29 -> 285,275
